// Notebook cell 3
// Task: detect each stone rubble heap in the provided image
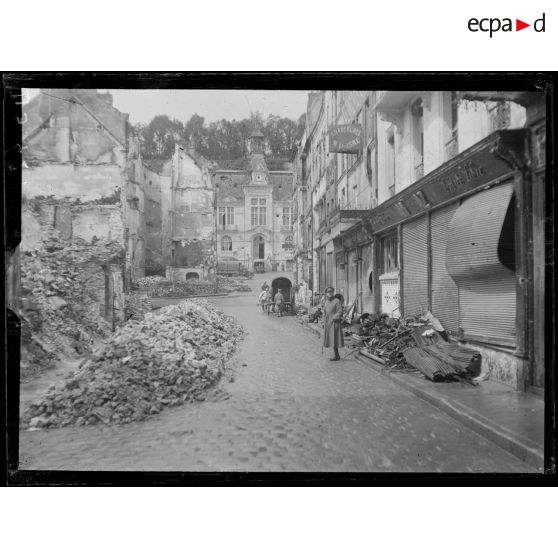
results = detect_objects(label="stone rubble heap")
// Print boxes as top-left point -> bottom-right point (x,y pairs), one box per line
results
125,291 -> 152,321
137,276 -> 251,298
19,225 -> 123,378
21,299 -> 245,429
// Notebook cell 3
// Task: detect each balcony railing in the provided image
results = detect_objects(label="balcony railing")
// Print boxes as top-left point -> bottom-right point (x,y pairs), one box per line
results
445,134 -> 459,160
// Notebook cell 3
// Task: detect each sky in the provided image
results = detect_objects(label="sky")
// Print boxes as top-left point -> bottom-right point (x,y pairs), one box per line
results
24,88 -> 309,125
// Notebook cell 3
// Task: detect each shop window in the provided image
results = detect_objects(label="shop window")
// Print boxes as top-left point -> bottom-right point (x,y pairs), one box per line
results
381,235 -> 399,274
221,236 -> 232,251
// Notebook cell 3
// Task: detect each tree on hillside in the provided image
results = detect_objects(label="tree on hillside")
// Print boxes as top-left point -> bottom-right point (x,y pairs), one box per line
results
138,111 -> 305,163
137,115 -> 186,159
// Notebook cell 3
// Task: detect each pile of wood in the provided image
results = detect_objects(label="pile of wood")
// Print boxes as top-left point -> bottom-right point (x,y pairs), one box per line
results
346,313 -> 482,383
403,325 -> 481,382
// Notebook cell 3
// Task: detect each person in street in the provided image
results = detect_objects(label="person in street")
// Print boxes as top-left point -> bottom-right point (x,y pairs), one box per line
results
265,288 -> 274,314
261,281 -> 269,291
274,288 -> 284,317
258,286 -> 269,312
323,286 -> 344,361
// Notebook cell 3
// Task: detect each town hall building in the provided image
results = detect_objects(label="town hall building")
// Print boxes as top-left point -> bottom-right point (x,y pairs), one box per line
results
211,130 -> 295,273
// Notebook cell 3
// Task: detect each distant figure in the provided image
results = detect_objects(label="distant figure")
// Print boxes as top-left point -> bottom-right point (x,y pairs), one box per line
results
323,287 -> 344,361
274,288 -> 285,317
258,286 -> 269,312
261,281 -> 269,291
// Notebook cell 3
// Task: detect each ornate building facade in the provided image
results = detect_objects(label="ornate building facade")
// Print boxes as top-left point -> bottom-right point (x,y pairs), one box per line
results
211,130 -> 294,273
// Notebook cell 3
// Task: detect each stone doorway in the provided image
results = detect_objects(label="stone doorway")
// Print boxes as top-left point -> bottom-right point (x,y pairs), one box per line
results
253,235 -> 265,260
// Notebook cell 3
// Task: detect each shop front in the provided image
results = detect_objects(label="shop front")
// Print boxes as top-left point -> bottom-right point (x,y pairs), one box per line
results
365,129 -> 534,390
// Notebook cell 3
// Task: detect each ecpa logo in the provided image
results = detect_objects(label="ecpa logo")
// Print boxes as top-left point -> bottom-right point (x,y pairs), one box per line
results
468,13 -> 546,37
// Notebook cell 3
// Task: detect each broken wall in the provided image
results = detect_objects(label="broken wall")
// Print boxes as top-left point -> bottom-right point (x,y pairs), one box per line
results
170,147 -> 215,271
160,162 -> 173,268
144,166 -> 163,275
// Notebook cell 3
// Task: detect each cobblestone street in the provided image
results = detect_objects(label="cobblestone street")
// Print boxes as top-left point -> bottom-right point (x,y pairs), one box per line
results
18,287 -> 535,473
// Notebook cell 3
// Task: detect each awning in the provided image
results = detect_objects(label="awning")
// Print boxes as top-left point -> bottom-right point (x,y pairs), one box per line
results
446,182 -> 515,283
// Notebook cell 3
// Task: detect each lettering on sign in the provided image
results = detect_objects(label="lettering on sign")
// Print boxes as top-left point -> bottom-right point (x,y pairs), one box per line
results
328,124 -> 362,154
438,162 -> 487,194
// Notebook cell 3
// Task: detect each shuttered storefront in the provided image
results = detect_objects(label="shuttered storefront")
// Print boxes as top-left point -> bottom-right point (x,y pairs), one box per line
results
360,243 -> 374,313
430,204 -> 459,333
446,183 -> 517,346
402,216 -> 428,316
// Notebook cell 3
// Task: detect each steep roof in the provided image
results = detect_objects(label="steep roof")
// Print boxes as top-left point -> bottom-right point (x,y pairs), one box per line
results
213,157 -> 292,172
23,89 -> 129,146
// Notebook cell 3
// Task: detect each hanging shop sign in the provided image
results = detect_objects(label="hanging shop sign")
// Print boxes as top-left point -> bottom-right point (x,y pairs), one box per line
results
328,124 -> 362,154
365,130 -> 525,235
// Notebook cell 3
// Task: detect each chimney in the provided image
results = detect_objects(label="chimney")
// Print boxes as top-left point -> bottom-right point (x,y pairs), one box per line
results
98,91 -> 114,106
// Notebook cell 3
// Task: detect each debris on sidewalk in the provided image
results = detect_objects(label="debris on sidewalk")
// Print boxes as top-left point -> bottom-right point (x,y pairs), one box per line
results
21,299 -> 245,429
341,311 -> 483,382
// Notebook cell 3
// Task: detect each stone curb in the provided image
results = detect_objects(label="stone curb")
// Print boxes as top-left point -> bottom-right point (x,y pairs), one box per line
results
300,319 -> 543,470
353,352 -> 544,471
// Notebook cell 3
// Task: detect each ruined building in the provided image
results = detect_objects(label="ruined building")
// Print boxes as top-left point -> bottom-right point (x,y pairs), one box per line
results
163,144 -> 215,281
21,89 -> 161,324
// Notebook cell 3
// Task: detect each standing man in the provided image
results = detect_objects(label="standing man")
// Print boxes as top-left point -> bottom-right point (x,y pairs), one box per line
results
258,285 -> 269,312
323,286 -> 344,361
274,288 -> 285,317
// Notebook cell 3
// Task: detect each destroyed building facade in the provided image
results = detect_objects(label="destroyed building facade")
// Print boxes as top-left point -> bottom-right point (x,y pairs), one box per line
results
165,144 -> 215,282
21,89 -> 161,325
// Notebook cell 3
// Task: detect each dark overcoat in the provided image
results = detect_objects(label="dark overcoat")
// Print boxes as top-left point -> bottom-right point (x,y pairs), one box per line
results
323,298 -> 344,348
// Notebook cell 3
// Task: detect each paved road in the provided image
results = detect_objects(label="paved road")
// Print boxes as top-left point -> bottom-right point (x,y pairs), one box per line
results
18,285 -> 534,472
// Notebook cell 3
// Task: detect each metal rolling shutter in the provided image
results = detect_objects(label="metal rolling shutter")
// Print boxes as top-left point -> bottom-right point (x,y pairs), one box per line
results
430,204 -> 459,332
402,216 -> 428,317
446,183 -> 516,345
458,277 -> 516,342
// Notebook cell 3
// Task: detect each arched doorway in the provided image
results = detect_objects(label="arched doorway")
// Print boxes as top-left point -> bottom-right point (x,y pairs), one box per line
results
253,235 -> 265,260
185,272 -> 199,281
271,277 -> 293,311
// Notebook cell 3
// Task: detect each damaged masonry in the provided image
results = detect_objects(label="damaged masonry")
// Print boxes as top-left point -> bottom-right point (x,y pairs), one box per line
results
9,86 -> 548,474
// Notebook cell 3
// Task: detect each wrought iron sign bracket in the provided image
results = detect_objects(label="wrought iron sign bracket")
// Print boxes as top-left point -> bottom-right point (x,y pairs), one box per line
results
491,142 -> 529,174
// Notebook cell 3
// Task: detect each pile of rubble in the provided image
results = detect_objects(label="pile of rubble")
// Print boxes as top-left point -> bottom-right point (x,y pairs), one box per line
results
216,276 -> 252,292
19,226 -> 123,377
139,276 -> 251,298
345,312 -> 482,383
125,291 -> 152,321
21,299 -> 245,429
135,276 -> 167,288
